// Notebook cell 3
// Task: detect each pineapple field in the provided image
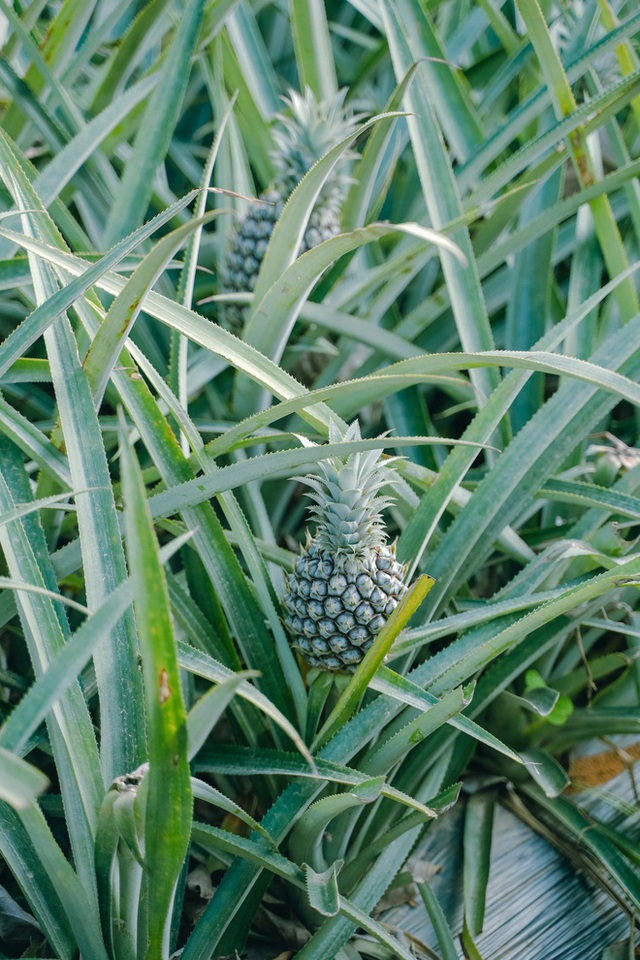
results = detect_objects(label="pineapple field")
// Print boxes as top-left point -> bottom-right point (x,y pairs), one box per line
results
0,0 -> 640,958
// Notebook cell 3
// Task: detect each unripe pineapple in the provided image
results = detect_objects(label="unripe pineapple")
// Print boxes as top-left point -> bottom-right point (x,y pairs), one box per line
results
283,422 -> 408,672
221,88 -> 358,327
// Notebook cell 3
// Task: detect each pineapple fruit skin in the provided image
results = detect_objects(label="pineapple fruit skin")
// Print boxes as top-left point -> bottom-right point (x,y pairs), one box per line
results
220,88 -> 355,329
284,541 -> 407,672
221,185 -> 343,327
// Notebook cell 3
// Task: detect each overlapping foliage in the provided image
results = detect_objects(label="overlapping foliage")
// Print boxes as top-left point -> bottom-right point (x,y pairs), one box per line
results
0,0 -> 639,958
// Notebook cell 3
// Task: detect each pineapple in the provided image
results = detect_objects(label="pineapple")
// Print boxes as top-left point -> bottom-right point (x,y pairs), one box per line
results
221,88 -> 358,327
283,422 -> 408,672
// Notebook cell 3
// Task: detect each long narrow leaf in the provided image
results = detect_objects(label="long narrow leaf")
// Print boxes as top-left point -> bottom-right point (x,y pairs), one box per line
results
0,749 -> 49,809
120,417 -> 192,957
0,135 -> 147,781
103,0 -> 206,244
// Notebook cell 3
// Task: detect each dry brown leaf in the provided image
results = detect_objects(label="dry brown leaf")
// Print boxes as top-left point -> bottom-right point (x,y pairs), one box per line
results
567,741 -> 640,791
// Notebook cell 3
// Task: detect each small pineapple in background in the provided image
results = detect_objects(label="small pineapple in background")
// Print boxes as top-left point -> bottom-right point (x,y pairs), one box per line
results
221,88 -> 359,327
283,422 -> 408,672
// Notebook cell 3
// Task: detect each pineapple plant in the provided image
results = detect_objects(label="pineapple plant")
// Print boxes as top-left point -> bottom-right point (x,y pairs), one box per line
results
283,422 -> 408,671
2,2 -> 640,958
221,87 -> 358,327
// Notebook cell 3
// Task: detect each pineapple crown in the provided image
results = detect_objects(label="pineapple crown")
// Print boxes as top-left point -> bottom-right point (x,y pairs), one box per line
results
299,421 -> 402,558
271,87 -> 362,190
